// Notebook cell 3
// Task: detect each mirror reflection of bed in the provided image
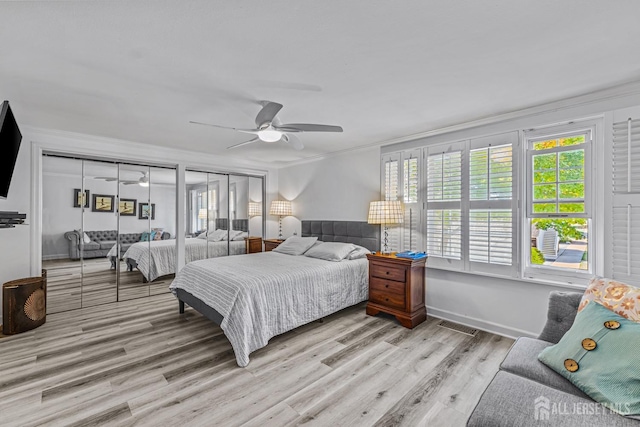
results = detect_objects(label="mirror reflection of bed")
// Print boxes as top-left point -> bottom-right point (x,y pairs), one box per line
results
42,155 -> 265,315
118,218 -> 255,282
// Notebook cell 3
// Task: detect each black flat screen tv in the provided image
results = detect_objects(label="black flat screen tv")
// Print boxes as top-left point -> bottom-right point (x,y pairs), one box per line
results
0,101 -> 22,199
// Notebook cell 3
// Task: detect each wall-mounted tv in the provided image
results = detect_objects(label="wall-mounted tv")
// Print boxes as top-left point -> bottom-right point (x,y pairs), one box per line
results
0,101 -> 22,199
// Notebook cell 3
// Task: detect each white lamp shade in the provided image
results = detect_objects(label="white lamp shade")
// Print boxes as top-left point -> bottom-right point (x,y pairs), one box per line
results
367,200 -> 404,225
248,202 -> 262,217
198,208 -> 207,219
269,200 -> 292,216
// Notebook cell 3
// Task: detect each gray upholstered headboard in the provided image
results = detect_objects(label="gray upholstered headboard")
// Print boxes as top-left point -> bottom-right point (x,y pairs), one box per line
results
215,218 -> 248,232
301,220 -> 380,252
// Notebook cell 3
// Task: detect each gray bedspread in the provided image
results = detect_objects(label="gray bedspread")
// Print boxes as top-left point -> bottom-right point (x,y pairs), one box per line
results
169,252 -> 369,367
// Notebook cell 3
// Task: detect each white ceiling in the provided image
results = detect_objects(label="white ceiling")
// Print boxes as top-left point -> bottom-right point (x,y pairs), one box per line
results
2,1 -> 640,167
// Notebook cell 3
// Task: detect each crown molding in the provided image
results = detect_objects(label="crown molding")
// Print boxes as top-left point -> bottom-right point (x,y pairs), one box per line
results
274,78 -> 640,168
23,126 -> 271,176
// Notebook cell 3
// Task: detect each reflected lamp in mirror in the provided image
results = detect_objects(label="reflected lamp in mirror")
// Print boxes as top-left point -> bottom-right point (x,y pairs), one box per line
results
269,200 -> 292,239
367,200 -> 404,254
198,208 -> 207,219
248,202 -> 262,218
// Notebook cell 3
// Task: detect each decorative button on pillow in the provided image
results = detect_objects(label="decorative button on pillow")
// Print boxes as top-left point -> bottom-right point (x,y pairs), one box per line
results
538,301 -> 640,415
579,277 -> 640,322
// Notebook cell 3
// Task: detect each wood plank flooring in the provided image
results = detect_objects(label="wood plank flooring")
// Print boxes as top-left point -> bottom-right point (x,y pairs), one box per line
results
44,258 -> 173,314
0,293 -> 513,426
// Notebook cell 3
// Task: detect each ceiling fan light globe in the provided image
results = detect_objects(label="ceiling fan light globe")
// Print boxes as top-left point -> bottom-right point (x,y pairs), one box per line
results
257,129 -> 282,142
138,174 -> 150,187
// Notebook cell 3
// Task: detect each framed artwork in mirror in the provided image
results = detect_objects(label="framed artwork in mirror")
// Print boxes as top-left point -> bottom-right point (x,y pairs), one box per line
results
138,203 -> 156,220
92,194 -> 114,212
73,189 -> 90,208
119,199 -> 137,216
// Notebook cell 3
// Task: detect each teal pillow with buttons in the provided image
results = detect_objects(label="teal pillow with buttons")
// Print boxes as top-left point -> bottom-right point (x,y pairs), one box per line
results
538,301 -> 640,416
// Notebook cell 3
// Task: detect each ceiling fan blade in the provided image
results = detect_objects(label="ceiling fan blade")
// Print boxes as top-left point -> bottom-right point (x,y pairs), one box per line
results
255,102 -> 283,127
283,134 -> 304,151
121,181 -> 139,185
227,137 -> 260,150
190,121 -> 258,134
92,176 -> 118,182
276,123 -> 343,133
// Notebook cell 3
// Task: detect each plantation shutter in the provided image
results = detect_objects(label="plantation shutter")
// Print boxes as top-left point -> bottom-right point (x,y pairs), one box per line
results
425,142 -> 463,269
382,154 -> 401,252
402,149 -> 422,252
468,133 -> 518,276
612,118 -> 640,286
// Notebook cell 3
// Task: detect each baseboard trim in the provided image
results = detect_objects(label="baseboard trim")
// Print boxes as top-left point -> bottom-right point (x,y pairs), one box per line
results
426,306 -> 537,340
42,254 -> 69,261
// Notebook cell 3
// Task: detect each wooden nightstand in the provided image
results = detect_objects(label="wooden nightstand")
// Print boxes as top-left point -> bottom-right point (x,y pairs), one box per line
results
264,239 -> 284,252
365,253 -> 427,329
245,237 -> 263,254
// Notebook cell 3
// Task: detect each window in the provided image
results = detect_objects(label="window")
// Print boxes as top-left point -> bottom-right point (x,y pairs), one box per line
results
403,150 -> 421,251
230,183 -> 236,220
525,123 -> 593,280
468,140 -> 515,273
381,151 -> 422,252
381,119 -> 601,284
424,133 -> 517,274
382,133 -> 517,274
611,117 -> 640,286
425,145 -> 463,267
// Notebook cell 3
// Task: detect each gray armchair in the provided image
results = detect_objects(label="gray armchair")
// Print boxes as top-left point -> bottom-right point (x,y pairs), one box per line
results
468,291 -> 640,426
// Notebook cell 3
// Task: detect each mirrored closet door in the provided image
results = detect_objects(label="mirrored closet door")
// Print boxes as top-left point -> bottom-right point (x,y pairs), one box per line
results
184,170 -> 264,264
42,155 -> 177,314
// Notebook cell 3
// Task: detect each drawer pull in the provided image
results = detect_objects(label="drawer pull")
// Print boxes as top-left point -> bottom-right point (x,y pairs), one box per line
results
385,284 -> 389,288
385,298 -> 389,302
386,271 -> 390,275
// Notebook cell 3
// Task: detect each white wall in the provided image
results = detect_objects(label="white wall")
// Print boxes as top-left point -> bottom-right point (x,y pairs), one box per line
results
277,146 -> 380,238
0,142 -> 32,316
277,88 -> 640,339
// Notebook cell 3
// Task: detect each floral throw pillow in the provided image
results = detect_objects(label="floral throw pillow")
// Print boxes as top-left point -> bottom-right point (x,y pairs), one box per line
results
579,277 -> 640,322
152,228 -> 164,240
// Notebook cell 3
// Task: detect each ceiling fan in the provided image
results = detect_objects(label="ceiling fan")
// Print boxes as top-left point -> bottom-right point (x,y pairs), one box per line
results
190,101 -> 343,150
93,171 -> 149,187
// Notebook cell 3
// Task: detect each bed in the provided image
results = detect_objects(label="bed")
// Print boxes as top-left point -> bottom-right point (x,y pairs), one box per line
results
170,220 -> 380,367
108,219 -> 252,282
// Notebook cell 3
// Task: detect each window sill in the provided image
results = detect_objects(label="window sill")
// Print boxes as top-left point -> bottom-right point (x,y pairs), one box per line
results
425,265 -> 589,291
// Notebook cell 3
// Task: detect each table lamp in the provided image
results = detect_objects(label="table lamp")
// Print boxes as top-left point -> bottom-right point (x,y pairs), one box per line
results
269,200 -> 292,239
367,200 -> 404,254
248,202 -> 262,217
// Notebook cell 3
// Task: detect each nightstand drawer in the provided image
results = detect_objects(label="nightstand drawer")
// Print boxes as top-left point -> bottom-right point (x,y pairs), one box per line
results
369,288 -> 405,310
370,277 -> 405,295
370,264 -> 405,282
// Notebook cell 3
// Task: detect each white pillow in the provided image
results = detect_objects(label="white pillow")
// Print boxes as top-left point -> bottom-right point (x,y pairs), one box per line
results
83,232 -> 91,244
228,229 -> 244,240
304,242 -> 356,262
207,229 -> 228,241
347,245 -> 371,260
232,231 -> 248,241
196,231 -> 208,239
272,236 -> 318,256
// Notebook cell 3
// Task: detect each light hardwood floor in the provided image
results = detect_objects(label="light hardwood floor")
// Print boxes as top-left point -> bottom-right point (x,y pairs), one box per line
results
0,293 -> 513,426
44,258 -> 173,314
